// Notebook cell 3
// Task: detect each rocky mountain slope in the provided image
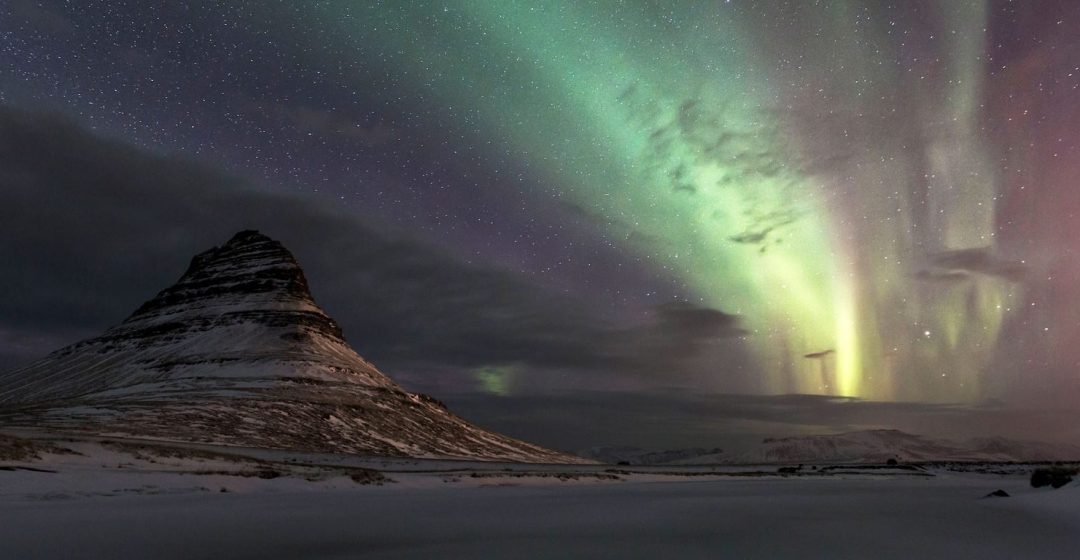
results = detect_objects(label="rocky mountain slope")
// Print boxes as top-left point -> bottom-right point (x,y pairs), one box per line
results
0,231 -> 580,463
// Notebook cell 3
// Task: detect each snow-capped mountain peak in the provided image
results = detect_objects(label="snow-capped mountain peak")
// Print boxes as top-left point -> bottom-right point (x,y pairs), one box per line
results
0,231 -> 580,463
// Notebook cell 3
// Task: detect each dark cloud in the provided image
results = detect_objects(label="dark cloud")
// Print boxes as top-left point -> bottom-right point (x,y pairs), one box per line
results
913,269 -> 972,284
0,106 -> 745,390
803,349 -> 834,359
630,302 -> 744,353
728,208 -> 801,251
925,248 -> 1027,283
622,88 -> 807,252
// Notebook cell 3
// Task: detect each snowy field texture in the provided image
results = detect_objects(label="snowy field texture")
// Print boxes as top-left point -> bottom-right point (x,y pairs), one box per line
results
2,434 -> 1079,559
3,474 -> 1078,559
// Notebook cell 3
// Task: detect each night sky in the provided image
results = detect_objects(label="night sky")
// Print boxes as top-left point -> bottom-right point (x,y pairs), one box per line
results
3,1 -> 1080,451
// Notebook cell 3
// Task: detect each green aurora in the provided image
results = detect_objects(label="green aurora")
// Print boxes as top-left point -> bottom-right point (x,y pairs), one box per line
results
293,1 -> 1024,401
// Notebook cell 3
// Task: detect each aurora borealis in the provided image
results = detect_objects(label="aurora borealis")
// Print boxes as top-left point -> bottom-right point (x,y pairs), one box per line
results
4,1 -> 1080,447
299,0 -> 1072,402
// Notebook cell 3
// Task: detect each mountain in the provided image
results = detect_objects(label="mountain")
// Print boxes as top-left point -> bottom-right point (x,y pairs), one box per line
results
737,430 -> 965,464
583,430 -> 1080,466
964,436 -> 1080,462
0,230 -> 580,463
579,446 -> 725,465
735,429 -> 1080,464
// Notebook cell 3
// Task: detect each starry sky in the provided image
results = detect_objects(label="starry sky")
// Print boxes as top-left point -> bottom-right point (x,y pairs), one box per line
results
3,1 -> 1080,451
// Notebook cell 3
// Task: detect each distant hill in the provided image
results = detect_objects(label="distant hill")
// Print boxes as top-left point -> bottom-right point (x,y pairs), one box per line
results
584,429 -> 1080,465
579,446 -> 725,465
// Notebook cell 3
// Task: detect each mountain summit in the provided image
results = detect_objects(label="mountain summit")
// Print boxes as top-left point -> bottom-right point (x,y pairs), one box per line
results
0,231 -> 578,462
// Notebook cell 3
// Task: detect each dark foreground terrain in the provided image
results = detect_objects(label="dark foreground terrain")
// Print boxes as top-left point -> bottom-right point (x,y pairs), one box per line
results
1,430 -> 1077,559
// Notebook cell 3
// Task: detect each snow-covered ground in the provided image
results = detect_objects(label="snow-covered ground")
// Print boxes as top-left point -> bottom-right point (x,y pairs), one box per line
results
2,433 -> 1078,559
3,472 -> 1077,559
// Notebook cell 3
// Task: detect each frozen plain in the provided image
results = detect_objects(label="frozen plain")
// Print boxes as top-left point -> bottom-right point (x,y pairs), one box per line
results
2,438 -> 1078,560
